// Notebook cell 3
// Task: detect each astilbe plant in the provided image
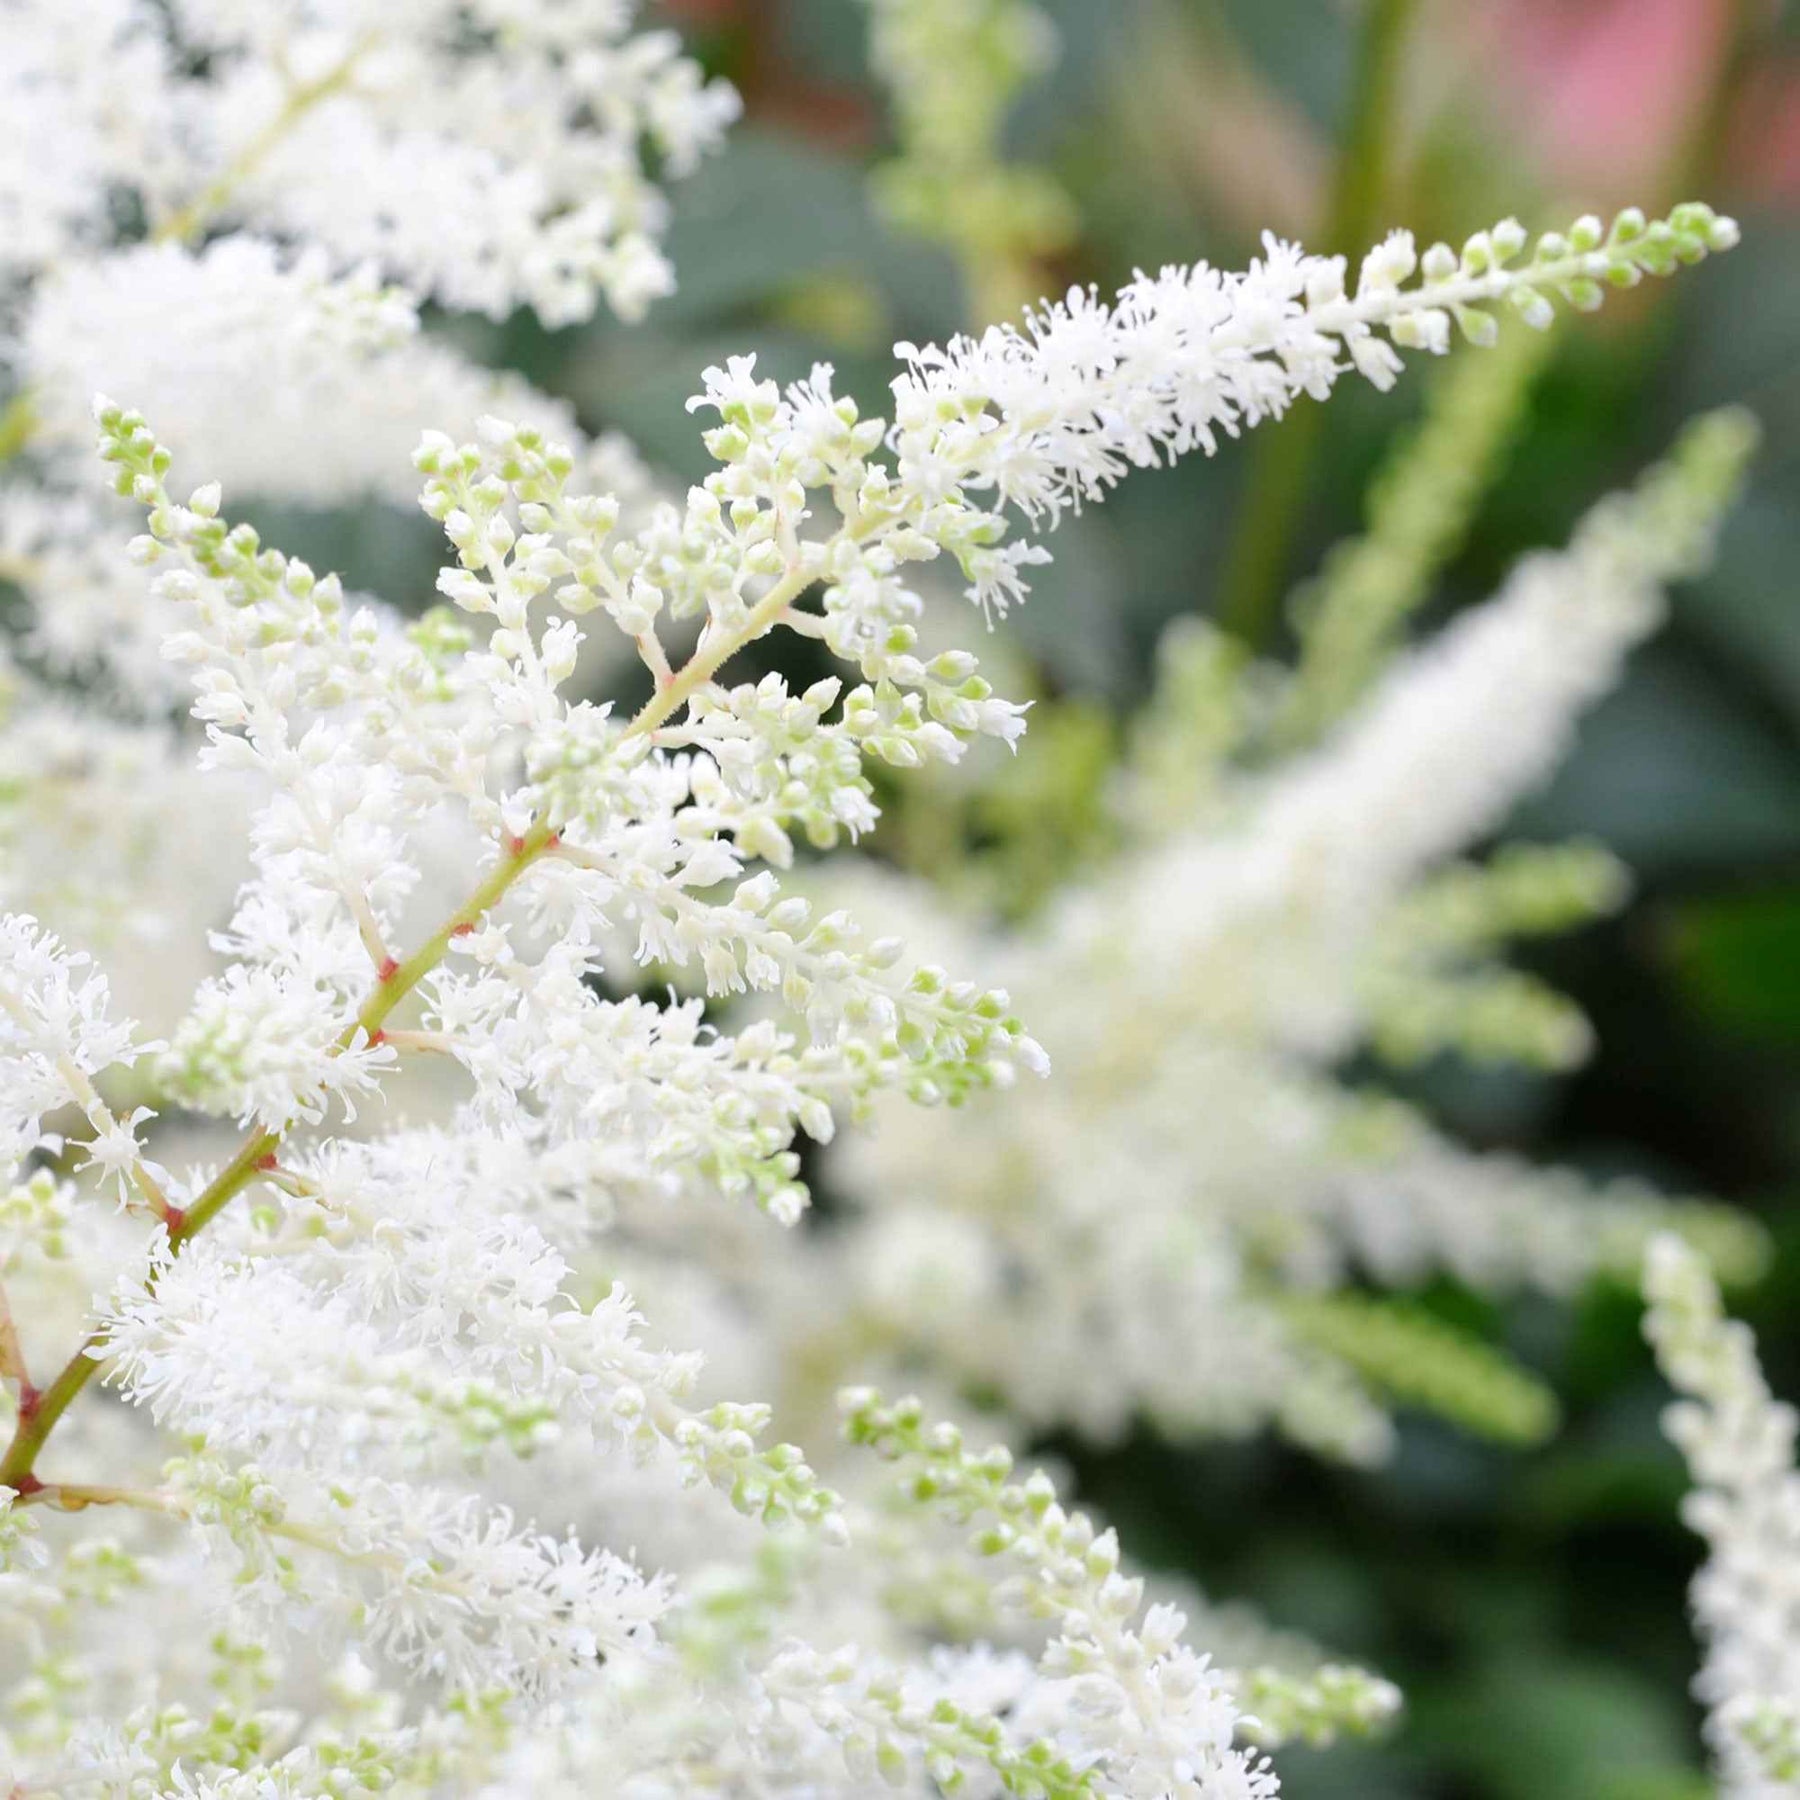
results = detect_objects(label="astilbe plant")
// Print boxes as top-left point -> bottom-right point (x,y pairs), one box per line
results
1645,1238 -> 1800,1796
0,0 -> 732,706
859,0 -> 1077,321
810,391 -> 1765,1465
0,4 -> 1756,1797
823,8 -> 1765,1467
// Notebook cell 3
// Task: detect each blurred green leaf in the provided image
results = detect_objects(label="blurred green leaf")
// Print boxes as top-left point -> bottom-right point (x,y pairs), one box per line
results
1666,886 -> 1800,1048
1420,1655 -> 1700,1800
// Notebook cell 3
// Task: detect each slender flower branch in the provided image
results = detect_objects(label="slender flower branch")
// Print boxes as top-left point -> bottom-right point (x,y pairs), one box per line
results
0,979 -> 174,1225
27,1480 -> 183,1515
0,540 -> 857,1491
626,559 -> 823,738
0,1282 -> 30,1397
377,1028 -> 459,1058
150,44 -> 371,249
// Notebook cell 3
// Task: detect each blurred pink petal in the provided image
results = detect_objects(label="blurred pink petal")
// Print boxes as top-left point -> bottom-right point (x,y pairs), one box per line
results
1731,58 -> 1800,201
1466,0 -> 1734,196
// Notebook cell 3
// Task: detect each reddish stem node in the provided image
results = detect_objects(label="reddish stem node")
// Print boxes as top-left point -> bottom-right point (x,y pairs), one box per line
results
162,1206 -> 188,1239
16,1385 -> 40,1424
254,1152 -> 278,1172
368,1029 -> 387,1047
506,835 -> 526,858
13,1472 -> 42,1498
376,956 -> 400,983
450,922 -> 475,938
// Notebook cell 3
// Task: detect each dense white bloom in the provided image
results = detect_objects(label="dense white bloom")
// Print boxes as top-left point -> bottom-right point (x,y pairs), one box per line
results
886,206 -> 1737,614
0,667 -> 253,1030
844,1392 -> 1282,1799
0,0 -> 178,272
0,0 -> 721,722
0,916 -> 157,1190
1645,1237 -> 1800,1796
0,0 -> 736,323
0,7 -> 1748,1778
159,1448 -> 672,1698
816,408 -> 1761,1460
19,241 -> 593,506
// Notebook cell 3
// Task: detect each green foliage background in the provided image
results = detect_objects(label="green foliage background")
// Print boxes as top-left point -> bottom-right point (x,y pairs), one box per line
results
276,3 -> 1800,1793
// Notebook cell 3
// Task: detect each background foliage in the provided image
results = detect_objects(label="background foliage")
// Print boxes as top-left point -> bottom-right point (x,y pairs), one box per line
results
264,3 -> 1800,1793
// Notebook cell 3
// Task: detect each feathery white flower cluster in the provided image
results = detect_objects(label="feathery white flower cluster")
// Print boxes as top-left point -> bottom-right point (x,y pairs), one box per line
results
3,0 -> 737,325
887,205 -> 1738,620
0,13 -> 1750,1789
1645,1236 -> 1800,1796
843,1390 -> 1281,1799
816,404 -> 1762,1463
0,0 -> 719,700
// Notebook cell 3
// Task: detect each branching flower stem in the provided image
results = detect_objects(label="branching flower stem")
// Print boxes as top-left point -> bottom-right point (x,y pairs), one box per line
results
150,43 -> 370,249
0,578 -> 810,1493
0,44 -> 367,474
24,1481 -> 525,1607
29,1481 -> 377,1569
628,558 -> 822,738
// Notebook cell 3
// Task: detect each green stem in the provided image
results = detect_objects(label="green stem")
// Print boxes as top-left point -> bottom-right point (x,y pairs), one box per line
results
0,559 -> 815,1493
151,48 -> 365,248
27,1479 -> 497,1595
0,1333 -> 109,1493
1216,0 -> 1420,648
26,1481 -> 183,1516
0,827 -> 556,1493
0,394 -> 36,467
1673,0 -> 1761,201
628,561 -> 818,738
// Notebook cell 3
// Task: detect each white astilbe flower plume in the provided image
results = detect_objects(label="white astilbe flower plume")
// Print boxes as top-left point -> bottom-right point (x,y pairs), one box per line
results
813,406 -> 1762,1463
19,241 -> 602,507
0,0 -> 721,705
1646,1236 -> 1800,1796
883,205 -> 1736,614
0,11 -> 1748,1775
2,0 -> 738,323
0,917 -> 164,1205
